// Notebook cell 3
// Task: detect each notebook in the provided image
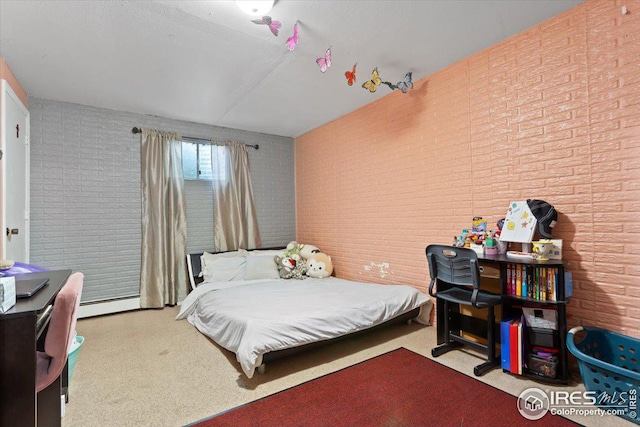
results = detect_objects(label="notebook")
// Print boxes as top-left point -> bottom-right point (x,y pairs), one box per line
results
15,278 -> 49,299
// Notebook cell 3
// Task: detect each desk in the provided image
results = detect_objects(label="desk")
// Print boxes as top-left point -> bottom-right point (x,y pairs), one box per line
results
0,270 -> 71,427
434,253 -> 569,383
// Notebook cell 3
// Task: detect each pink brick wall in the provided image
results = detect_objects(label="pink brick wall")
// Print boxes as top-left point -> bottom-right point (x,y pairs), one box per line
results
0,56 -> 28,108
295,0 -> 640,336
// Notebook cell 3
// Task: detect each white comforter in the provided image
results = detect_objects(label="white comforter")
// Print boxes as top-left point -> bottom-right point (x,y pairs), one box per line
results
176,277 -> 432,378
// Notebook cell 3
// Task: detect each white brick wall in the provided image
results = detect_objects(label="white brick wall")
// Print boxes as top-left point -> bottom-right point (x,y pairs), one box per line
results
29,98 -> 295,303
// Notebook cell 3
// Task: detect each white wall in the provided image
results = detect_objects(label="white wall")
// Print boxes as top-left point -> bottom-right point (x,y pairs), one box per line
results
28,97 -> 295,303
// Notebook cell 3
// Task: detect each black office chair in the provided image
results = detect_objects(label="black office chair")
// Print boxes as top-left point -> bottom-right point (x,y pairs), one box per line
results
426,244 -> 502,376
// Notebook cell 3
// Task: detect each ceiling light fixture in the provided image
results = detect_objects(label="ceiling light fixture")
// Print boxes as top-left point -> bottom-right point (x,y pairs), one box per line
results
236,0 -> 274,16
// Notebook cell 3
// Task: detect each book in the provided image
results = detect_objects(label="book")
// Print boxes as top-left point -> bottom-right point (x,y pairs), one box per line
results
518,317 -> 523,375
565,271 -> 573,298
510,318 -> 521,374
510,264 -> 516,295
500,319 -> 514,370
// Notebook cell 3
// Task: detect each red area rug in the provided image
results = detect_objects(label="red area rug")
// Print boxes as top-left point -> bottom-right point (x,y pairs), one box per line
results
189,348 -> 579,427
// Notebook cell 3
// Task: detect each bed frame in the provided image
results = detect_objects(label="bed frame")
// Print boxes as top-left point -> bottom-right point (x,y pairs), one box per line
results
185,248 -> 421,374
259,307 -> 420,372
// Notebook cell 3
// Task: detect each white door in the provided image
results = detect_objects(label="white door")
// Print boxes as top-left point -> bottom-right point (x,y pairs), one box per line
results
1,80 -> 29,262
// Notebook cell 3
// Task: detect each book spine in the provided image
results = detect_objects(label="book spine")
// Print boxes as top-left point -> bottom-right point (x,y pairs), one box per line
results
501,319 -> 512,370
518,317 -> 523,375
516,264 -> 522,297
510,319 -> 519,374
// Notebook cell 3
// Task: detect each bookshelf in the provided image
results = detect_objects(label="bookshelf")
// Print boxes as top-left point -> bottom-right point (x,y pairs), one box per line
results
496,256 -> 570,384
432,253 -> 571,384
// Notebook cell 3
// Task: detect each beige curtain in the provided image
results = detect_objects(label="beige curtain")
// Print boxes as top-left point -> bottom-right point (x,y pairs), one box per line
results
211,141 -> 261,251
140,128 -> 188,308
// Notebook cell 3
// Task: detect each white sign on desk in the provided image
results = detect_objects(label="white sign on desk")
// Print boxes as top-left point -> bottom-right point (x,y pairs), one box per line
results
500,201 -> 537,244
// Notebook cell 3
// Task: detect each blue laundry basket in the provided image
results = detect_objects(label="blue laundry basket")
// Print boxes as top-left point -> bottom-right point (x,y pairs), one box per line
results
567,326 -> 640,424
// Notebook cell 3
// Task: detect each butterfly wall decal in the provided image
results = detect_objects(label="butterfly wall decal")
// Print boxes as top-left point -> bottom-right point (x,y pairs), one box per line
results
316,48 -> 331,73
285,22 -> 299,51
345,63 -> 357,86
396,72 -> 413,93
362,67 -> 381,93
251,16 -> 281,37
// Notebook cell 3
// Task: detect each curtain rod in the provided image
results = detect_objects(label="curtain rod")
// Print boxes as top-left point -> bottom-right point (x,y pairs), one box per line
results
131,127 -> 259,150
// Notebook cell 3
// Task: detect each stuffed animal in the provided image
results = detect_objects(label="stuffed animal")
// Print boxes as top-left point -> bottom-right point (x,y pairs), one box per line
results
299,244 -> 321,260
306,252 -> 333,279
284,241 -> 304,262
274,255 -> 307,280
285,241 -> 299,252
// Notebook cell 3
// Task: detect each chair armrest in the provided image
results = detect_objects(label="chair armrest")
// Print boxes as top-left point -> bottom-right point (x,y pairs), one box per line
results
470,259 -> 482,307
428,278 -> 437,298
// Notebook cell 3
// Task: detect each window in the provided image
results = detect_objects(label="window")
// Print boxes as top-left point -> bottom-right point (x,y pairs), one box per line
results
182,140 -> 226,181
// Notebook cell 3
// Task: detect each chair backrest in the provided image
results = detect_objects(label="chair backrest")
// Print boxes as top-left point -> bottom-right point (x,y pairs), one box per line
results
37,272 -> 84,392
426,245 -> 481,296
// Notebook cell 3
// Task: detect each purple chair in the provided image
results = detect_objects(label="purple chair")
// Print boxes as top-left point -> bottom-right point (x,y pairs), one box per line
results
35,272 -> 83,426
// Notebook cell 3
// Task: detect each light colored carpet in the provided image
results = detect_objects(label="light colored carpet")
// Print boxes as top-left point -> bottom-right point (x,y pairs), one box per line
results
62,308 -> 634,427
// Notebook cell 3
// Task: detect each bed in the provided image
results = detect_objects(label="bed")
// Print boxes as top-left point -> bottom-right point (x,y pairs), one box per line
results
177,249 -> 433,378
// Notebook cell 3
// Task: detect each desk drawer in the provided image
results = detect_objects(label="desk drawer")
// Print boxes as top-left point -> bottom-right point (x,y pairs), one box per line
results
479,263 -> 500,279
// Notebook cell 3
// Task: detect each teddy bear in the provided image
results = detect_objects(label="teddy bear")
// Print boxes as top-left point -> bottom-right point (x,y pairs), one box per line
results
306,252 -> 333,279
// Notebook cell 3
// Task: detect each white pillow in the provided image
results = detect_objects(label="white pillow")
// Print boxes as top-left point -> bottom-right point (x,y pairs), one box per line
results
244,255 -> 280,280
200,250 -> 247,272
202,256 -> 247,282
200,250 -> 248,282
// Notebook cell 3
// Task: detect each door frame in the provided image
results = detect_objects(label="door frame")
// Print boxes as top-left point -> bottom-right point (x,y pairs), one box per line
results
1,79 -> 30,261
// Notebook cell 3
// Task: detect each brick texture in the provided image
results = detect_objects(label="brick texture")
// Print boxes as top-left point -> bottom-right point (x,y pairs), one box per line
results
29,98 -> 295,302
295,0 -> 640,336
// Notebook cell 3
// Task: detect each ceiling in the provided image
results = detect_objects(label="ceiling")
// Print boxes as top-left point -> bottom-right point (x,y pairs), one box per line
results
0,0 -> 584,138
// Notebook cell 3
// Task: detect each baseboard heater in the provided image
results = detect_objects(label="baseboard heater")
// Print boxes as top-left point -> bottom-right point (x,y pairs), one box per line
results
78,296 -> 141,319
